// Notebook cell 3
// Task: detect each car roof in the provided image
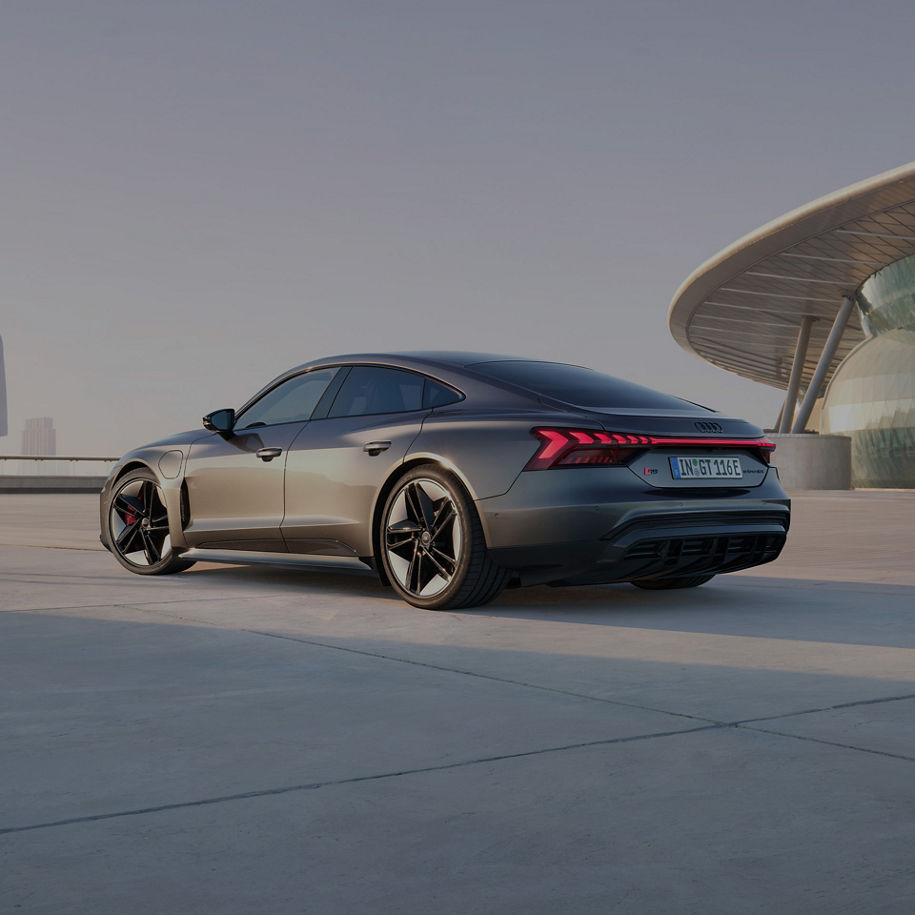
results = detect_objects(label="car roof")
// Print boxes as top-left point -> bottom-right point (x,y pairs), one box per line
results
292,351 -> 532,371
240,352 -> 554,413
280,351 -> 562,381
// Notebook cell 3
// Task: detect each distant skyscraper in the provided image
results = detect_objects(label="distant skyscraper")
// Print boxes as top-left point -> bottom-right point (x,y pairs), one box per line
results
0,335 -> 7,438
22,417 -> 56,456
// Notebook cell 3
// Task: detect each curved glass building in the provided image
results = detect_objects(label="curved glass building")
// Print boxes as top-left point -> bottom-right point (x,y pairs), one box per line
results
669,162 -> 915,488
822,257 -> 915,487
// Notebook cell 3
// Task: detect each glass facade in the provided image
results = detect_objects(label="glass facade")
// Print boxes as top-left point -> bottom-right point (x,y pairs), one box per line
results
856,255 -> 915,335
822,256 -> 915,488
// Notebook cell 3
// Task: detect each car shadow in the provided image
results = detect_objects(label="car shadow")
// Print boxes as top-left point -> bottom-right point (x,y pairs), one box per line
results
184,559 -> 394,600
179,559 -> 915,648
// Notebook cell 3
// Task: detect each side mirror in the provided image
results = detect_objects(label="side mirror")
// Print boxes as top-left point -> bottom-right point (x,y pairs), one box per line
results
203,408 -> 235,435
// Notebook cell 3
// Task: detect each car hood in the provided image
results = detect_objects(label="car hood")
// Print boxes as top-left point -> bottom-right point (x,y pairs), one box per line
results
121,428 -> 209,457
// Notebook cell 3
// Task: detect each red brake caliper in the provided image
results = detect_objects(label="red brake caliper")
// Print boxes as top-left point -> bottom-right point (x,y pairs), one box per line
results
125,487 -> 144,525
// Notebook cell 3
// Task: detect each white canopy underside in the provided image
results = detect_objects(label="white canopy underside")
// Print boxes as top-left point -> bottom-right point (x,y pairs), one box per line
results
669,162 -> 915,390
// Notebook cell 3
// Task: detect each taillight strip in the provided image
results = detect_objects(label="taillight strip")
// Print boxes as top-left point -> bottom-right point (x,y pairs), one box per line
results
526,427 -> 775,470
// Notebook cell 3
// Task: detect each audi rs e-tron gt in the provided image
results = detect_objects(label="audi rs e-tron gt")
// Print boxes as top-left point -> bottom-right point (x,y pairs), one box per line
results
100,352 -> 790,609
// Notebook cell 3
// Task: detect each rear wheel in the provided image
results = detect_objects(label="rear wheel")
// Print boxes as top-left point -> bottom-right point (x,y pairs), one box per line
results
379,466 -> 508,610
106,469 -> 195,575
631,574 -> 715,590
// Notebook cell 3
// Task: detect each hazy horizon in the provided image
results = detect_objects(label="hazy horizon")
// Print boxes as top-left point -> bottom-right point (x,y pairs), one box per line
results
4,1 -> 915,455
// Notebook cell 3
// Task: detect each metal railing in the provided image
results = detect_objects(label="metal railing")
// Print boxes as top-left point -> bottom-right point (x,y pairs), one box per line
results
0,455 -> 119,477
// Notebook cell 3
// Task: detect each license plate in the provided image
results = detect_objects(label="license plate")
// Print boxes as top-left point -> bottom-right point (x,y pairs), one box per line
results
670,455 -> 743,480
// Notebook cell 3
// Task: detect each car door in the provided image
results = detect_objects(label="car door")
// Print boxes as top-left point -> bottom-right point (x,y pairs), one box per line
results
183,367 -> 339,551
281,365 -> 431,557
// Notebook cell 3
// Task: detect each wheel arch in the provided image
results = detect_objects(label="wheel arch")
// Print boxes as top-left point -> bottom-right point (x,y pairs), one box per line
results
113,460 -> 157,483
105,460 -> 190,551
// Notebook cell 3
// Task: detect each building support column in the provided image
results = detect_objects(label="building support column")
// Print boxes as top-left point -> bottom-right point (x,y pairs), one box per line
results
778,315 -> 815,433
773,400 -> 785,431
791,295 -> 856,434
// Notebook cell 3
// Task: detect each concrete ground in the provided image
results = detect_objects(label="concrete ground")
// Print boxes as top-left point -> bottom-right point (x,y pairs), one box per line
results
1,491 -> 913,914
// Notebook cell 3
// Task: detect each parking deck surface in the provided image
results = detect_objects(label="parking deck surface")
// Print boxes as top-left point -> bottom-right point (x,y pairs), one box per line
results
2,491 -> 914,913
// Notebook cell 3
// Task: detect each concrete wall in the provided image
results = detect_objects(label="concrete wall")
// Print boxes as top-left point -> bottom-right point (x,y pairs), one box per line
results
769,434 -> 852,490
0,476 -> 106,494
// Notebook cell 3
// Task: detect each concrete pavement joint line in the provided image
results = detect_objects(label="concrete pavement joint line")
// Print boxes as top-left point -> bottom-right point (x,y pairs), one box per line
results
0,542 -> 104,551
245,628 -> 723,727
737,724 -> 915,764
0,724 -> 720,837
735,691 -> 915,725
194,626 -> 915,766
114,602 -> 724,726
123,611 -> 915,736
0,594 -> 296,615
15,600 -> 912,755
244,632 -> 915,743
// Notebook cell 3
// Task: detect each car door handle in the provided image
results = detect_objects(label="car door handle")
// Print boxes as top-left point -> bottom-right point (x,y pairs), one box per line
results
256,447 -> 283,462
363,441 -> 391,456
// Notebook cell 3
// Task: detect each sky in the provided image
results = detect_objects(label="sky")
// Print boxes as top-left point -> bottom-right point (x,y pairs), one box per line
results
3,0 -> 915,455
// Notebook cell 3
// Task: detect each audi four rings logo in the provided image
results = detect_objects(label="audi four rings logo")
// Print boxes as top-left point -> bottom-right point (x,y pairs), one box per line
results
695,421 -> 723,433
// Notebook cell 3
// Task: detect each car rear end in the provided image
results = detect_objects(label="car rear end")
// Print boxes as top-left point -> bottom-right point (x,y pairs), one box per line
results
478,423 -> 787,586
461,360 -> 790,587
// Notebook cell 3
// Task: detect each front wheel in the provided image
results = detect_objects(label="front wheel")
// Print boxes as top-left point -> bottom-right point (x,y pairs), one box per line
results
105,469 -> 195,575
378,467 -> 508,610
631,574 -> 715,590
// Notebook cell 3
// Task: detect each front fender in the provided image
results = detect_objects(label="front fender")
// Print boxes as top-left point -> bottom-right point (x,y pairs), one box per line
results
99,447 -> 190,552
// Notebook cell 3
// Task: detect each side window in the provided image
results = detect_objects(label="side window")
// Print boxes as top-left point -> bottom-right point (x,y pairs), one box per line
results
328,366 -> 424,418
423,379 -> 463,408
237,368 -> 338,428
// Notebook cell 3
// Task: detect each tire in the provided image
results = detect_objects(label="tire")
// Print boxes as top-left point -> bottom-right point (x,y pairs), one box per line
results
378,466 -> 509,610
105,468 -> 195,575
631,574 -> 715,590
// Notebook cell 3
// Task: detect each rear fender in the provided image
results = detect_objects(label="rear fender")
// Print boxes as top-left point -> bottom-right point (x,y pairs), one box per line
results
411,412 -> 599,500
406,412 -> 600,547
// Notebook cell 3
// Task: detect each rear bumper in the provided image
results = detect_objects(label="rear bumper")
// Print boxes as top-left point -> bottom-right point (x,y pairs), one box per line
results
478,466 -> 790,585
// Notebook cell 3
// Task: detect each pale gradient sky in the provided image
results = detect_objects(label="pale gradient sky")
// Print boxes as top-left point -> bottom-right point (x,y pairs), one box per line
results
3,0 -> 915,455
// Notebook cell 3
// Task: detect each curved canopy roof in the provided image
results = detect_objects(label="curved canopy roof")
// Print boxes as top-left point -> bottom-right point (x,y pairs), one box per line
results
669,161 -> 915,389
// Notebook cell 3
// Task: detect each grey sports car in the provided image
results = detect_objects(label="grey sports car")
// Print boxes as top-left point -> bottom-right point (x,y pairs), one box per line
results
100,352 -> 789,609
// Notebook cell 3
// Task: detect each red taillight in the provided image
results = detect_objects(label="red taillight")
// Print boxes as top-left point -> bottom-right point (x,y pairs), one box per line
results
525,428 -> 776,470
525,429 -> 640,469
534,429 -> 570,462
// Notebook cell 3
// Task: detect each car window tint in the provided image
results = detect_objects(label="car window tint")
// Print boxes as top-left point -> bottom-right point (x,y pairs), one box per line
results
237,368 -> 339,428
328,366 -> 424,418
471,361 -> 710,412
423,379 -> 462,408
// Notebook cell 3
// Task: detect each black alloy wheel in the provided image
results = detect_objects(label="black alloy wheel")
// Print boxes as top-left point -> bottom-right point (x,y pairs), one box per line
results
379,466 -> 508,610
107,469 -> 195,575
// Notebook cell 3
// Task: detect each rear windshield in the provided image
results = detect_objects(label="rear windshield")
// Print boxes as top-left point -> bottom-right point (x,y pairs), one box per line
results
471,361 -> 708,412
